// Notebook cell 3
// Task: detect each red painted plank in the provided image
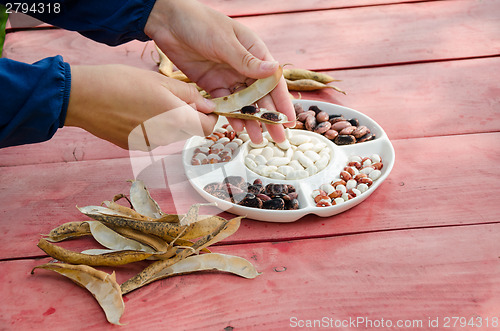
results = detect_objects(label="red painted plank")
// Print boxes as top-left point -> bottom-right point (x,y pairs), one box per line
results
1,132 -> 499,260
4,0 -> 499,71
1,56 -> 499,166
1,223 -> 499,329
199,0 -> 434,16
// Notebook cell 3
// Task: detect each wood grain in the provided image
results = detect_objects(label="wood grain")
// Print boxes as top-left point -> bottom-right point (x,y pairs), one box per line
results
1,56 -> 498,167
4,0 -> 499,71
1,223 -> 499,329
199,0 -> 433,16
1,132 -> 499,260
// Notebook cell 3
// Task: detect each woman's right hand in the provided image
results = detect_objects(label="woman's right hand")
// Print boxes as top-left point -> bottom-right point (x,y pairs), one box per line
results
64,64 -> 218,150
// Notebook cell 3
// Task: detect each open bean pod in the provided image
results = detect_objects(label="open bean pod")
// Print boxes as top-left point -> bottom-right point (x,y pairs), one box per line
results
212,66 -> 291,125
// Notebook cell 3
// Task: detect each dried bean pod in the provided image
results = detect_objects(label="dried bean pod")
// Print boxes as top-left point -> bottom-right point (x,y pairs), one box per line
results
334,135 -> 356,145
314,121 -> 331,134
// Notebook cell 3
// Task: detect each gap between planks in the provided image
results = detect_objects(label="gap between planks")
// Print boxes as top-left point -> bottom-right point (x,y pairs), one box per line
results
3,220 -> 499,263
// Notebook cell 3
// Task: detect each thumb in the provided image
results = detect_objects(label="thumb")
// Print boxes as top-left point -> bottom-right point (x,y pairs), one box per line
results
161,77 -> 216,114
227,43 -> 279,79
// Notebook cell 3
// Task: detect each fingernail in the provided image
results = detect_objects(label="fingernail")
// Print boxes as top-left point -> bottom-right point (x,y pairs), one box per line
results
260,61 -> 279,72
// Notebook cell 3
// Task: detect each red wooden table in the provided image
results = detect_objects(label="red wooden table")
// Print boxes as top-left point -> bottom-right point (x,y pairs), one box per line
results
1,0 -> 500,329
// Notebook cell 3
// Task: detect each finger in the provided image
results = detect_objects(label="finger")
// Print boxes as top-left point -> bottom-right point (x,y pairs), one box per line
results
270,78 -> 296,128
160,76 -> 216,114
244,119 -> 264,144
223,35 -> 279,80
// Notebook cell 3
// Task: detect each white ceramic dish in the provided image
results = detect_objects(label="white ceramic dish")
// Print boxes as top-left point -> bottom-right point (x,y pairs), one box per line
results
183,100 -> 395,222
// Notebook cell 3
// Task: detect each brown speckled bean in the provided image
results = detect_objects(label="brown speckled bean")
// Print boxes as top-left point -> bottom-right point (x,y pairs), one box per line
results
316,111 -> 330,123
339,126 -> 356,135
352,125 -> 369,138
331,120 -> 351,132
313,121 -> 331,134
324,129 -> 339,140
304,115 -> 317,131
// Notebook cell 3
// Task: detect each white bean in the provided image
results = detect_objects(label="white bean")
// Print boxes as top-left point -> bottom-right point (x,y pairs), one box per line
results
348,155 -> 362,163
312,143 -> 327,153
292,150 -> 304,161
298,142 -> 314,152
298,154 -> 315,169
217,137 -> 230,145
225,142 -> 239,151
334,197 -> 345,205
261,146 -> 274,160
232,138 -> 243,146
261,165 -> 278,177
278,165 -> 295,177
360,166 -> 374,175
341,193 -> 349,201
249,148 -> 263,156
351,188 -> 362,197
315,156 -> 329,171
320,184 -> 335,195
289,160 -> 304,171
370,154 -> 382,163
239,133 -> 250,142
335,184 -> 347,194
272,147 -> 285,158
267,157 -> 290,167
304,150 -> 320,162
245,157 -> 258,171
289,135 -> 310,146
254,154 -> 267,166
346,179 -> 357,190
270,172 -> 286,180
357,183 -> 369,193
305,165 -> 318,177
369,169 -> 382,180
285,148 -> 294,160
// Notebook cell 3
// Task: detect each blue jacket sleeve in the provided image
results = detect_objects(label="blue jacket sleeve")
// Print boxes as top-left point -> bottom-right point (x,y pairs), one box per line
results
0,0 -> 157,46
0,56 -> 71,148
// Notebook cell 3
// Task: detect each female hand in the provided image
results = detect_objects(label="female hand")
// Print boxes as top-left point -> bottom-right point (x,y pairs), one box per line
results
65,64 -> 218,150
145,0 -> 295,143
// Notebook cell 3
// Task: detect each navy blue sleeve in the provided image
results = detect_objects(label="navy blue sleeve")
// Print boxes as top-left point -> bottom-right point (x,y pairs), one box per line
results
0,56 -> 71,148
0,0 -> 157,46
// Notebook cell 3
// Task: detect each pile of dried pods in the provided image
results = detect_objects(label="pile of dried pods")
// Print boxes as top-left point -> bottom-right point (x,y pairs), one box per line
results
31,180 -> 259,325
